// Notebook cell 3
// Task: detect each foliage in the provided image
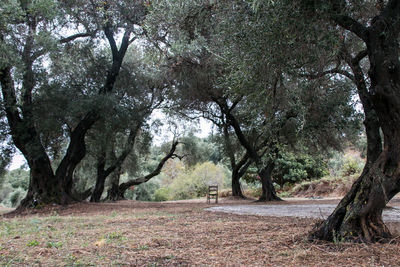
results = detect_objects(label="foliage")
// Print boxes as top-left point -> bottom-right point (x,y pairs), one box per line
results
154,161 -> 230,201
9,188 -> 25,208
124,179 -> 160,202
242,151 -> 328,188
342,156 -> 364,176
0,168 -> 29,207
154,187 -> 171,202
179,132 -> 222,167
327,151 -> 364,177
274,151 -> 328,188
6,168 -> 29,191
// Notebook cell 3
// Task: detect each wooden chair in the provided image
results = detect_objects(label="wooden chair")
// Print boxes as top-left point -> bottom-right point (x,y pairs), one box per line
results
207,185 -> 218,204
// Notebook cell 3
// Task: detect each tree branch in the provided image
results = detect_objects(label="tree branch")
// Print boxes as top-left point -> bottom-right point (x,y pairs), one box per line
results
59,32 -> 96,44
299,67 -> 355,82
118,140 -> 180,189
104,123 -> 142,177
352,50 -> 368,65
104,23 -> 119,61
331,14 -> 368,41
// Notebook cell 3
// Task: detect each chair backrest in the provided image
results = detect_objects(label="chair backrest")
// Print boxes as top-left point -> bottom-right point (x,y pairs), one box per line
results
207,185 -> 218,203
208,185 -> 218,193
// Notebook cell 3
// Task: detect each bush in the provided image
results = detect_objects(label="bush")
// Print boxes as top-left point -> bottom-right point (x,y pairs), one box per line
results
0,168 -> 29,207
6,168 -> 29,190
341,155 -> 363,176
154,187 -> 171,202
157,162 -> 230,201
273,152 -> 328,188
327,151 -> 364,177
124,179 -> 160,201
10,188 -> 24,207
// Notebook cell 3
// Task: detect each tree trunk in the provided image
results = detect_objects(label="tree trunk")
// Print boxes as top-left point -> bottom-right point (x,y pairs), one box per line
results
231,170 -> 244,198
311,3 -> 400,242
106,168 -> 123,201
91,124 -> 141,202
1,66 -> 63,207
19,156 -> 61,207
257,161 -> 281,201
90,173 -> 106,202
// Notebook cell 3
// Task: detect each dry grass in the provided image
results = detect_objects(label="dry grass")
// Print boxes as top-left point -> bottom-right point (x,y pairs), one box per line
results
1,200 -> 400,266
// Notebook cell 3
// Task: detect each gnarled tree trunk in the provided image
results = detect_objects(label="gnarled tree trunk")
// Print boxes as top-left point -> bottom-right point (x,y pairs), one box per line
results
222,120 -> 251,198
257,161 -> 280,201
231,171 -> 244,198
311,1 -> 400,242
106,166 -> 123,201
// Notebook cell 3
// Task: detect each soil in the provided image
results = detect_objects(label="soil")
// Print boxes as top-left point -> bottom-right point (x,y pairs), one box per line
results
1,198 -> 400,266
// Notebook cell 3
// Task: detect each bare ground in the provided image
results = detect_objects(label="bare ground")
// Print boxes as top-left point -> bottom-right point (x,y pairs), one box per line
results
1,198 -> 400,266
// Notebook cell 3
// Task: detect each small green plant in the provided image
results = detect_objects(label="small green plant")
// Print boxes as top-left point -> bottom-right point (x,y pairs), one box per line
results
27,240 -> 40,247
66,254 -> 77,265
46,241 -> 63,249
332,230 -> 346,245
154,187 -> 171,202
137,245 -> 149,250
105,232 -> 123,240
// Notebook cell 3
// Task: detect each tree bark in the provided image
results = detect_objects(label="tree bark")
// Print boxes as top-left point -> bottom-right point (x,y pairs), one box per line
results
257,160 -> 280,201
231,172 -> 243,197
1,64 -> 62,206
311,1 -> 400,242
106,166 -> 123,201
90,149 -> 107,202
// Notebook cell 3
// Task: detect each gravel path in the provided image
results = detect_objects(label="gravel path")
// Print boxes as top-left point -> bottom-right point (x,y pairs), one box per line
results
206,204 -> 400,222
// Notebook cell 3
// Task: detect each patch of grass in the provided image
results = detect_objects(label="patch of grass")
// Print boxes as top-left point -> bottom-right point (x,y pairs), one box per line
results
26,240 -> 40,247
105,231 -> 124,241
278,191 -> 292,198
46,241 -> 63,249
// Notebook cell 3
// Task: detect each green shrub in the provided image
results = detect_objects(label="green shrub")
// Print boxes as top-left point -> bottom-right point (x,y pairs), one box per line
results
154,187 -> 171,202
6,168 -> 29,190
273,152 -> 328,188
0,184 -> 13,204
125,180 -> 160,201
342,157 -> 363,176
327,151 -> 364,177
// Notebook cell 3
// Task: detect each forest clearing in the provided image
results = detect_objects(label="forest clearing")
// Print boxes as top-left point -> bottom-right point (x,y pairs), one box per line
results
1,198 -> 400,266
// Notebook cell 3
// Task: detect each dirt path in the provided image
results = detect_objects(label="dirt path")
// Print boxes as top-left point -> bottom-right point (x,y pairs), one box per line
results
206,199 -> 400,222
